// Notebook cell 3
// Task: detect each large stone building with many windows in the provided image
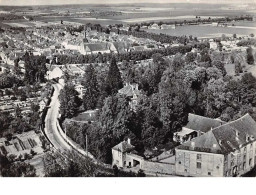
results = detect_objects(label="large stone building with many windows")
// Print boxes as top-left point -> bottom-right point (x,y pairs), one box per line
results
175,114 -> 256,177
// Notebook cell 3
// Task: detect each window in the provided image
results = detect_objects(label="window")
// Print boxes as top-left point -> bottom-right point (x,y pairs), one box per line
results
178,161 -> 181,164
197,162 -> 202,169
208,172 -> 211,176
249,158 -> 252,166
185,169 -> 187,172
197,154 -> 202,160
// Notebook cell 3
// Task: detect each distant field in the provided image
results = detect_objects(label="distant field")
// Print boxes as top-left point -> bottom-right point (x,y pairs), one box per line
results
145,21 -> 256,38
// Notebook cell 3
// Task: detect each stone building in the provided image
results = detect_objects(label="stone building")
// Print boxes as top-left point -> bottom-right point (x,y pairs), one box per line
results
175,114 -> 256,177
112,138 -> 143,168
118,83 -> 141,111
173,113 -> 225,144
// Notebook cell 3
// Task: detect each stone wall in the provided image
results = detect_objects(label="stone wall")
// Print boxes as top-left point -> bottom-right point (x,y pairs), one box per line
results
141,160 -> 175,175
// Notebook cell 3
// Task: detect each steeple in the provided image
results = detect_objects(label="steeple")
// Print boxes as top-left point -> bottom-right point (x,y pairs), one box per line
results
83,26 -> 88,43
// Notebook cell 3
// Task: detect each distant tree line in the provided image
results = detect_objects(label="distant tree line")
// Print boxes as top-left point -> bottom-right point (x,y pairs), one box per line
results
52,44 -> 210,65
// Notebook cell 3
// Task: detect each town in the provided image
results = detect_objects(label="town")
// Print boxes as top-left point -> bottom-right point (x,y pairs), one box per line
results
1,2 -> 256,177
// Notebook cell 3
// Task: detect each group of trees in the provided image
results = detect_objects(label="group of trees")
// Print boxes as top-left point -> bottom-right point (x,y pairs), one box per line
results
0,153 -> 36,177
24,52 -> 47,84
53,44 -> 194,65
59,83 -> 82,119
65,46 -> 256,164
0,72 -> 22,89
0,103 -> 40,138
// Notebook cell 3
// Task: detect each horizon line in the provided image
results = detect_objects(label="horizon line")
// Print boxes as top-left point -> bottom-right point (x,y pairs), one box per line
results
0,2 -> 248,7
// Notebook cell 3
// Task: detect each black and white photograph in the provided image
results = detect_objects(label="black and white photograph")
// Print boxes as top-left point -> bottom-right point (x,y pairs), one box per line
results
0,0 -> 256,183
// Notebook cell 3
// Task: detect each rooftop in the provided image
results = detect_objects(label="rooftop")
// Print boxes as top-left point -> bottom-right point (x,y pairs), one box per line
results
185,113 -> 226,133
112,140 -> 135,153
177,114 -> 256,154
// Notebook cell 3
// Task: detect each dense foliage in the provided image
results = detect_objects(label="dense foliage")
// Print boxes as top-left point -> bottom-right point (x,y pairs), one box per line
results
82,64 -> 99,110
59,83 -> 82,119
24,52 -> 47,84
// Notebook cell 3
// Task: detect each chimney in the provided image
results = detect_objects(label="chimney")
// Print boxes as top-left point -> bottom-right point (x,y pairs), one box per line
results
235,130 -> 239,141
246,134 -> 250,142
127,138 -> 131,145
135,84 -> 138,90
191,142 -> 195,149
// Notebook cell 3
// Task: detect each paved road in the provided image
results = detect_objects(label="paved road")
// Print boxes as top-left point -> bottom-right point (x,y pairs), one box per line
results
44,83 -> 71,152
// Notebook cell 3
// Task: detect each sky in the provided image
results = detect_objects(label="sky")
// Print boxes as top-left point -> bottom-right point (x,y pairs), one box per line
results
0,0 -> 255,6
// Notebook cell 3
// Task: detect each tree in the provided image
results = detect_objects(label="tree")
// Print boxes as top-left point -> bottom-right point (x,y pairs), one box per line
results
113,165 -> 119,176
212,60 -> 226,76
82,64 -> 99,111
235,61 -> 243,74
246,47 -> 254,65
59,83 -> 82,119
0,153 -> 36,177
137,169 -> 146,177
105,57 -> 123,95
185,52 -> 197,64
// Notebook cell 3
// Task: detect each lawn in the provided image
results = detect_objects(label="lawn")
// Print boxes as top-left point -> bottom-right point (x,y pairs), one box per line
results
72,110 -> 99,122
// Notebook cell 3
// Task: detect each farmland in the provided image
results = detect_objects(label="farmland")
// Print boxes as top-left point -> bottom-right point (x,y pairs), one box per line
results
1,3 -> 255,27
146,21 -> 256,38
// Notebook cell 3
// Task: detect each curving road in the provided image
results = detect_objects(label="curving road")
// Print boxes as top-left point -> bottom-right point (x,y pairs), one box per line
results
44,82 -> 71,152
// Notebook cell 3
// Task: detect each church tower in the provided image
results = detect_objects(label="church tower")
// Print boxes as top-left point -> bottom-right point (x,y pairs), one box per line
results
83,26 -> 88,43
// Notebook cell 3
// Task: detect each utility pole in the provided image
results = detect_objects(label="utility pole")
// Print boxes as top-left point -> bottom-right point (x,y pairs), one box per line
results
86,134 -> 88,157
65,126 -> 67,140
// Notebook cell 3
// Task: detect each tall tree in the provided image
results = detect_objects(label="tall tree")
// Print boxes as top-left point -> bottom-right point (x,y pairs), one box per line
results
82,64 -> 99,111
59,83 -> 81,119
246,47 -> 254,65
105,57 -> 123,95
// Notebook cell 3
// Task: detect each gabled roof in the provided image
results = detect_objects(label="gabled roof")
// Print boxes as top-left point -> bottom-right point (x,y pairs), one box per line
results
185,113 -> 226,133
112,141 -> 135,153
177,114 -> 256,154
212,114 -> 256,153
177,130 -> 223,154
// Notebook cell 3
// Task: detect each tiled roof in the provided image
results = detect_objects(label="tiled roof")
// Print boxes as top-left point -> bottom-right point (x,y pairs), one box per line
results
112,141 -> 135,153
177,130 -> 223,154
177,114 -> 256,154
185,113 -> 226,133
212,114 -> 256,153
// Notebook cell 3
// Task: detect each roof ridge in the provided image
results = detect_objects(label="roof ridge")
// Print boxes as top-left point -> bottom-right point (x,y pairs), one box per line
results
212,113 -> 251,132
189,113 -> 224,122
